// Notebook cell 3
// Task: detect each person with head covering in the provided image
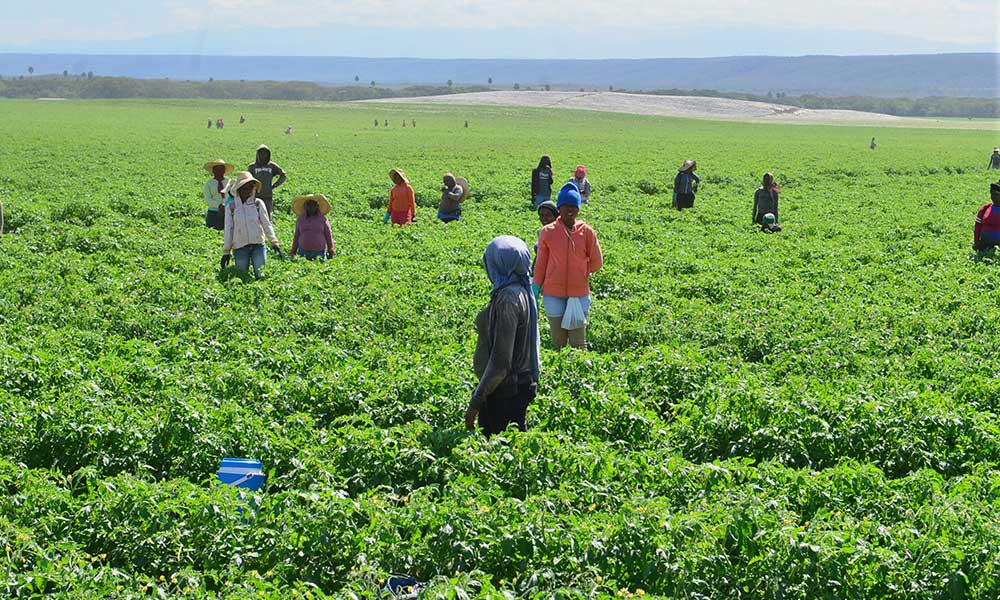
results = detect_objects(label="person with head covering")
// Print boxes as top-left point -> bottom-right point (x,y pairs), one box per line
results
989,147 -> 1000,170
870,137 -> 877,150
203,159 -> 234,230
568,165 -> 592,204
673,160 -> 700,211
531,200 -> 560,286
386,168 -> 416,225
531,155 -> 555,206
290,194 -> 335,261
753,172 -> 782,232
248,144 -> 287,219
973,182 -> 1000,251
240,115 -> 245,124
208,118 -> 213,129
532,183 -> 603,350
221,171 -> 281,279
437,173 -> 466,223
465,236 -> 541,436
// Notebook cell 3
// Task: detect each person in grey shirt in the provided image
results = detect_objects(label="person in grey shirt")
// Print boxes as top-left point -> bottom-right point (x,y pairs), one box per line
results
437,173 -> 465,222
248,144 -> 286,218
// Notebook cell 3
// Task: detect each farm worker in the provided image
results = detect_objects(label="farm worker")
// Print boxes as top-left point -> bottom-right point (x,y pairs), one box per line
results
870,137 -> 877,150
412,118 -> 416,127
532,200 -> 559,279
568,165 -> 592,204
285,126 -> 292,135
402,119 -> 406,127
673,160 -> 700,211
973,181 -> 1000,251
290,194 -> 335,260
207,118 -> 212,128
531,155 -> 555,205
248,144 -> 287,219
465,235 -> 541,436
384,119 -> 389,127
221,171 -> 281,279
386,168 -> 416,225
752,172 -> 782,232
989,147 -> 1000,170
239,115 -> 245,124
437,173 -> 466,223
203,159 -> 234,231
375,119 -> 379,127
464,120 -> 469,128
533,183 -> 603,350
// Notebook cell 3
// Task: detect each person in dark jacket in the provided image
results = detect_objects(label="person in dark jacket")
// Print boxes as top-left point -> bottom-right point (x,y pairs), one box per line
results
753,172 -> 782,232
248,144 -> 287,219
989,147 -> 1000,170
673,160 -> 700,211
465,236 -> 541,436
973,181 -> 1000,251
531,155 -> 555,206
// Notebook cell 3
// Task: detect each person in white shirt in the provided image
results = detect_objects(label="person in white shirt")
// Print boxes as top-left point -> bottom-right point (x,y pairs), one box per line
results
221,171 -> 282,279
203,159 -> 233,230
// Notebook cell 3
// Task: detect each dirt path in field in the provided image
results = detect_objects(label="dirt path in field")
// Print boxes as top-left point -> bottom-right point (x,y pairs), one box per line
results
364,91 -> 997,129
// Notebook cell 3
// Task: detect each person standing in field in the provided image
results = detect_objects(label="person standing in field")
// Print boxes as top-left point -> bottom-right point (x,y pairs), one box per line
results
240,115 -> 246,124
531,155 -> 555,206
290,194 -> 335,261
568,165 -> 592,204
384,119 -> 389,127
375,119 -> 379,127
285,126 -> 292,135
533,183 -> 603,350
532,200 -> 559,279
752,172 -> 782,232
870,137 -> 877,150
437,173 -> 467,223
973,182 -> 1000,251
989,147 -> 1000,170
412,118 -> 416,128
203,159 -> 234,230
673,160 -> 700,211
248,144 -> 287,219
221,172 -> 282,279
385,168 -> 416,225
208,118 -> 212,129
465,235 -> 541,436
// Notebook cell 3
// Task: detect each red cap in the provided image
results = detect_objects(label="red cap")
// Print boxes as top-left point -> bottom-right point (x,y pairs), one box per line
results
575,165 -> 586,177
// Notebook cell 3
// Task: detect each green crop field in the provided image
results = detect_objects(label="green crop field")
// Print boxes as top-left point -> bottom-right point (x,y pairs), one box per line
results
1,98 -> 999,599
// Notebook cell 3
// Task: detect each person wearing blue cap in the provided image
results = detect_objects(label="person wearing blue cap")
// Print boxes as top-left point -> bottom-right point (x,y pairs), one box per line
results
466,236 -> 541,435
532,183 -> 603,349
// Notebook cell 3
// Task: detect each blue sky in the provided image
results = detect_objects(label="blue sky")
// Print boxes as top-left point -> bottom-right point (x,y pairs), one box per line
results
2,0 -> 998,58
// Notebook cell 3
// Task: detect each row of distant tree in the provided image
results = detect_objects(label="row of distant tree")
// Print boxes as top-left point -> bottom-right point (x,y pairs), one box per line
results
0,74 -> 996,118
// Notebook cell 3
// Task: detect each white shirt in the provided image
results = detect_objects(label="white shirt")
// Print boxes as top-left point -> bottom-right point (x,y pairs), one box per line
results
204,178 -> 230,209
223,197 -> 278,252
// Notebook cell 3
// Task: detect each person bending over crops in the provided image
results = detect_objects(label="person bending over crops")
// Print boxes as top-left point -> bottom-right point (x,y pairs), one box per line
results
533,183 -> 603,350
752,172 -> 782,232
203,159 -> 234,231
466,235 -> 541,436
989,147 -> 1000,170
531,155 -> 555,206
437,173 -> 466,223
248,144 -> 287,219
568,165 -> 592,204
673,160 -> 700,211
385,168 -> 416,225
221,171 -> 281,279
973,182 -> 1000,251
290,194 -> 335,261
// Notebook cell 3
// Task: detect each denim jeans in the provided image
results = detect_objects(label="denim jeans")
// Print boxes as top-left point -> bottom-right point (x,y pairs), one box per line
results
542,295 -> 592,317
233,244 -> 266,278
534,194 -> 551,206
296,249 -> 328,261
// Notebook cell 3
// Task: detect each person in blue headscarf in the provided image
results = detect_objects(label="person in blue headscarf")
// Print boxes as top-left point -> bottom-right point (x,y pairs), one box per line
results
465,236 -> 542,435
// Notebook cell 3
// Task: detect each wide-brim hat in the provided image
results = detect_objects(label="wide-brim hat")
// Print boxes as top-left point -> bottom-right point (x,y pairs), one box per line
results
228,171 -> 261,195
679,159 -> 696,172
389,168 -> 409,185
994,147 -> 999,152
204,159 -> 234,175
455,176 -> 470,201
292,194 -> 331,216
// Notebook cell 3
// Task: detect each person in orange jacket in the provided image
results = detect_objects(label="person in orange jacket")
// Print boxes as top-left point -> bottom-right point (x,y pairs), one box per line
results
532,182 -> 603,349
385,168 -> 416,225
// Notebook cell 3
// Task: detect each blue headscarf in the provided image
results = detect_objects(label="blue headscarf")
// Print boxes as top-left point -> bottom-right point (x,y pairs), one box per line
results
483,236 -> 541,381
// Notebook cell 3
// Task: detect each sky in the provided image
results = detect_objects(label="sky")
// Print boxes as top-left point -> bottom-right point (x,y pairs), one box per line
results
1,0 -> 998,58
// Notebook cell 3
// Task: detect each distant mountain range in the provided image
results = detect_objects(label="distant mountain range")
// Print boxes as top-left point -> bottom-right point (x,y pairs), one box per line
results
1,53 -> 996,98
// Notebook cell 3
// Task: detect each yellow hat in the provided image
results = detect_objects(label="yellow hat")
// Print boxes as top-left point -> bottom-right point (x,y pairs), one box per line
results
679,160 -> 696,172
389,168 -> 409,185
203,159 -> 234,175
455,176 -> 470,201
292,194 -> 331,216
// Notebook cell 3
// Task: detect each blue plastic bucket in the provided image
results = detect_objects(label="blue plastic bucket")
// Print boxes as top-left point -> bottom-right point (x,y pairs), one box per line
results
216,458 -> 265,492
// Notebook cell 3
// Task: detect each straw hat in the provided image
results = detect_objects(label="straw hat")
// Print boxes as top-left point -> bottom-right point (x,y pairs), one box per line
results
292,193 -> 331,216
204,159 -> 234,175
455,176 -> 470,201
388,168 -> 409,185
994,147 -> 999,152
679,160 -> 696,172
228,171 -> 261,195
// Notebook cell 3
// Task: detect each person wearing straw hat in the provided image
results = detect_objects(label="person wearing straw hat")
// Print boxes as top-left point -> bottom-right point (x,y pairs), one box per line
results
466,235 -> 541,436
385,168 -> 416,225
437,173 -> 467,223
203,159 -> 234,230
248,144 -> 286,219
568,165 -> 592,204
673,160 -> 700,211
989,147 -> 1000,170
290,194 -> 335,261
221,171 -> 281,279
752,172 -> 782,232
533,183 -> 603,350
973,181 -> 1000,251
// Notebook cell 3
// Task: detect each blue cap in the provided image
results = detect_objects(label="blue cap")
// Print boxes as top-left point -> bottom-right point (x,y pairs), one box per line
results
556,182 -> 582,209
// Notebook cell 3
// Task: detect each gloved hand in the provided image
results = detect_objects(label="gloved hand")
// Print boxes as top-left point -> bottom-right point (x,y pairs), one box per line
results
220,254 -> 230,269
271,244 -> 283,258
531,283 -> 542,301
382,211 -> 391,224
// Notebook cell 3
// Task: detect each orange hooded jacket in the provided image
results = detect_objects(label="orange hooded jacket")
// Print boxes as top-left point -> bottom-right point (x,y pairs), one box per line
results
532,220 -> 603,298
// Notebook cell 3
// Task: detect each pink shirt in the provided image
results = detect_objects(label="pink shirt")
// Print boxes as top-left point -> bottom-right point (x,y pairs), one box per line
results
291,214 -> 335,254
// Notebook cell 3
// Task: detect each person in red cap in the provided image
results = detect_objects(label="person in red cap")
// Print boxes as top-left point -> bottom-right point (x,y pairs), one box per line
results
568,165 -> 592,204
973,181 -> 1000,251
